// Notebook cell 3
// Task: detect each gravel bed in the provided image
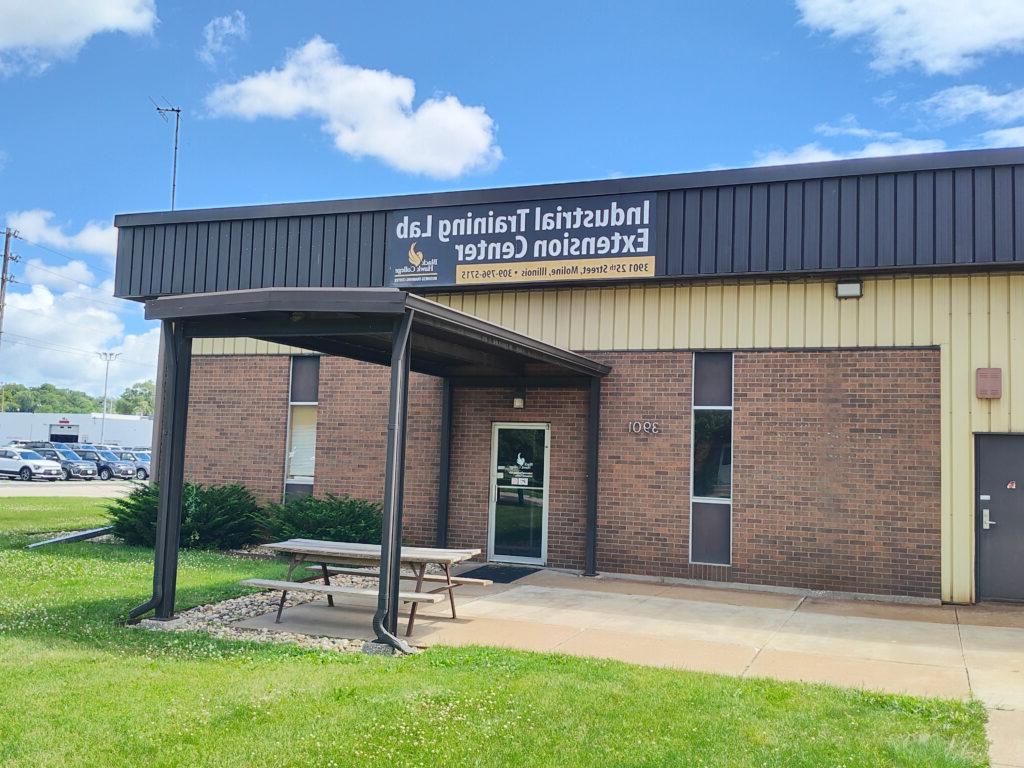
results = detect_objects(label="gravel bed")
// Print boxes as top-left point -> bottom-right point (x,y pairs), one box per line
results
135,572 -> 377,653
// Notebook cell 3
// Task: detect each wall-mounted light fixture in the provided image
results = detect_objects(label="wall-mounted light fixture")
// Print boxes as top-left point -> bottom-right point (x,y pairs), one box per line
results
512,385 -> 526,409
835,280 -> 863,299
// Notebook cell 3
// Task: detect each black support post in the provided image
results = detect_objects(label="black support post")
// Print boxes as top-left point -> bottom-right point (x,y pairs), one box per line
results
584,376 -> 601,577
129,320 -> 192,620
435,378 -> 453,548
372,310 -> 414,652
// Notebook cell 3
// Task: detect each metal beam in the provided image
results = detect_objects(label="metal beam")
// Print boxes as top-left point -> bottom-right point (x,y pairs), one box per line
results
184,316 -> 394,339
584,377 -> 601,577
372,311 -> 415,653
436,378 -> 453,548
129,319 -> 192,620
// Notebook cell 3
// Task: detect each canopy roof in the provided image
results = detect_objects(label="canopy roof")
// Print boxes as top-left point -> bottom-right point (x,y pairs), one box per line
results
145,287 -> 610,380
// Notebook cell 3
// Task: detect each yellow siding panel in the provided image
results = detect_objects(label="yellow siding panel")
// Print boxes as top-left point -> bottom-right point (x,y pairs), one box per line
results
1011,277 -> 1024,432
689,285 -> 707,349
874,277 -> 895,346
770,282 -> 789,347
753,284 -> 771,348
658,285 -> 676,350
741,284 -> 757,348
893,278 -> 914,346
720,283 -> 739,348
988,275 -> 1010,430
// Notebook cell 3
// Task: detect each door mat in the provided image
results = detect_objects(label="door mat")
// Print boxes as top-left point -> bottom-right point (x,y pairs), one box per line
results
458,564 -> 541,584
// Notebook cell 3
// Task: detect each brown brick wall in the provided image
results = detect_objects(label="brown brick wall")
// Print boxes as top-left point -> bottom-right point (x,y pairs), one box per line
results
183,347 -> 942,598
313,357 -> 442,547
184,356 -> 291,502
447,387 -> 589,568
731,349 -> 942,597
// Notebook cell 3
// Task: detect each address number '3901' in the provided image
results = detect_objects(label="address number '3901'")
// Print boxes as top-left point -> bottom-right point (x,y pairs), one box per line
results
628,421 -> 660,434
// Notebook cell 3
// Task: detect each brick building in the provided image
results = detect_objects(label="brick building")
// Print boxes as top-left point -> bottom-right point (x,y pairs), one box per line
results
115,148 -> 1024,606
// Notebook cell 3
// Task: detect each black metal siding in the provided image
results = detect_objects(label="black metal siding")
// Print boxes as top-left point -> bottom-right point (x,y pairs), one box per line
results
113,152 -> 1024,299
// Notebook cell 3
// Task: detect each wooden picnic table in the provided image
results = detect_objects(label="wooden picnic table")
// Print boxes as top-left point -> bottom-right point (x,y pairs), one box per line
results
257,539 -> 487,634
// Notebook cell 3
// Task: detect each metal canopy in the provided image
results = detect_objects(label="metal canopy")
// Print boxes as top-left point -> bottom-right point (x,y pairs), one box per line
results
133,285 -> 606,653
144,287 -> 610,380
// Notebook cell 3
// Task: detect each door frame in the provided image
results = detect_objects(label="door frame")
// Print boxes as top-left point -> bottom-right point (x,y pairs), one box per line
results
974,432 -> 1024,602
488,421 -> 550,565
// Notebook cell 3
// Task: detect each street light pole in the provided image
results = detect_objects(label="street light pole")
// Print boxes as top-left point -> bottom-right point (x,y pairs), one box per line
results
97,352 -> 121,443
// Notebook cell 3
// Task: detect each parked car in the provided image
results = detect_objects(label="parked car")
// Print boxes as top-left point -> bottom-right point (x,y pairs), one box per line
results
36,448 -> 98,481
74,449 -> 136,481
0,447 -> 63,481
116,451 -> 150,480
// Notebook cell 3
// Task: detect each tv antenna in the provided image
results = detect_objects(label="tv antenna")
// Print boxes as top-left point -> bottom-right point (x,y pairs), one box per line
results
152,99 -> 182,210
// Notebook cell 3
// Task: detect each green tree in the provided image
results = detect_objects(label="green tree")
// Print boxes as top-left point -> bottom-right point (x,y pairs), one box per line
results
0,383 -> 103,413
114,380 -> 156,415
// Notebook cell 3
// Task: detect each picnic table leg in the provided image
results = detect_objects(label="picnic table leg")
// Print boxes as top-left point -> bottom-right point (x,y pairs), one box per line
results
405,563 -> 427,637
275,590 -> 288,623
321,563 -> 334,608
443,564 -> 457,619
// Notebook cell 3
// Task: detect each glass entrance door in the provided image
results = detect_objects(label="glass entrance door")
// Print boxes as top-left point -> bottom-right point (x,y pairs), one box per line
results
489,423 -> 549,564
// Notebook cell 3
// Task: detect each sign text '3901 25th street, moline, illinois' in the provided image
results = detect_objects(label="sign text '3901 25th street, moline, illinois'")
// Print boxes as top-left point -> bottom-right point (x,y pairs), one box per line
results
386,193 -> 658,287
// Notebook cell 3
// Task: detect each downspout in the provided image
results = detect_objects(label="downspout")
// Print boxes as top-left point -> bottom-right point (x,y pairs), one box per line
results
128,320 -> 173,620
371,309 -> 415,654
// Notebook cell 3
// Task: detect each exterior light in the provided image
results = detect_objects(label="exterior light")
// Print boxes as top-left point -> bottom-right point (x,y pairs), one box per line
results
512,385 -> 526,409
835,280 -> 863,299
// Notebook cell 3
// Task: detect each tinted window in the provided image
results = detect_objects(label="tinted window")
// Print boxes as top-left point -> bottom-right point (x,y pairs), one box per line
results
98,451 -> 119,461
693,352 -> 733,407
119,453 -> 136,460
290,356 -> 320,403
19,451 -> 44,460
692,411 -> 732,498
80,452 -> 97,460
138,453 -> 151,461
59,450 -> 80,460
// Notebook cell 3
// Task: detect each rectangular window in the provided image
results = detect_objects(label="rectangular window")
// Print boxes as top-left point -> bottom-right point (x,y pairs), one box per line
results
285,356 -> 319,499
690,352 -> 733,565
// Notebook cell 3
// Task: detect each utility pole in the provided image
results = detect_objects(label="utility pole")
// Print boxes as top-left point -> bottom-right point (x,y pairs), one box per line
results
155,106 -> 182,210
0,227 -> 20,355
97,352 -> 121,443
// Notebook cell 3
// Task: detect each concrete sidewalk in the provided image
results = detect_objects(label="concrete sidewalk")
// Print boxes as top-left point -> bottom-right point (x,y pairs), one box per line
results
237,568 -> 1024,766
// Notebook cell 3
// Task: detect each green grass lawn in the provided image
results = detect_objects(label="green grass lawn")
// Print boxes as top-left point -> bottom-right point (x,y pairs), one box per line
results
0,495 -> 110,533
0,498 -> 990,767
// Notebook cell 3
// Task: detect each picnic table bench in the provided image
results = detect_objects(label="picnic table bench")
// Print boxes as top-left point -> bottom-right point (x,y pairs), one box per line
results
247,539 -> 490,635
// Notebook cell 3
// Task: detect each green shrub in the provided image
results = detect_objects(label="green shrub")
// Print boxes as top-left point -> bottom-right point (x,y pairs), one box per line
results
106,482 -> 264,550
264,493 -> 382,544
106,482 -> 160,546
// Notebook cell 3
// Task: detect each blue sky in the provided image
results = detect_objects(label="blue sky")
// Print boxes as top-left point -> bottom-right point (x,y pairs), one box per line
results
2,0 -> 1024,396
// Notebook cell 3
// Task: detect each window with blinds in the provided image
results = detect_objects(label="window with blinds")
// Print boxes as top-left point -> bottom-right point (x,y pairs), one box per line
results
286,357 -> 319,495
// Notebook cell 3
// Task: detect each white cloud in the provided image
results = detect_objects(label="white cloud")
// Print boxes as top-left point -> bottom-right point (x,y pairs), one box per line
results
3,283 -> 158,396
21,258 -> 95,292
756,134 -> 947,166
814,114 -> 901,140
6,210 -> 117,263
198,10 -> 246,67
0,0 -> 156,75
923,85 -> 1024,125
796,0 -> 1024,75
205,36 -> 502,178
979,126 -> 1024,147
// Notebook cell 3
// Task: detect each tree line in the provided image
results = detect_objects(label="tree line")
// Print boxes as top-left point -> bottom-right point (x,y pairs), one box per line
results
0,381 -> 156,415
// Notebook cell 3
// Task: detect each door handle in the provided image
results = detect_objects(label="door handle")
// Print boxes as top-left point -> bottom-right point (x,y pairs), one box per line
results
983,508 -> 997,530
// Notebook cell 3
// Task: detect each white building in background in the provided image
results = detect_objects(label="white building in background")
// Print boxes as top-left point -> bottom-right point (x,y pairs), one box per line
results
0,412 -> 153,447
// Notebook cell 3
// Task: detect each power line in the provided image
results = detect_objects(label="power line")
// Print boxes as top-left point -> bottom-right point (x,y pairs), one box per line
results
8,262 -> 130,312
11,233 -> 115,276
2,333 -> 153,368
